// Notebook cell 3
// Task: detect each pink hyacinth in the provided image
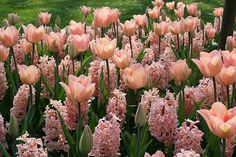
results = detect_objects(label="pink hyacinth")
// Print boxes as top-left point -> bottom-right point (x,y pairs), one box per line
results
10,84 -> 35,123
174,149 -> 200,157
43,100 -> 69,152
0,114 -> 7,148
37,55 -> 55,98
183,86 -> 196,117
106,89 -> 127,125
148,96 -> 178,146
0,63 -> 7,100
145,61 -> 170,89
226,135 -> 236,157
64,97 -> 89,130
174,121 -> 203,155
16,132 -> 47,157
141,48 -> 155,66
122,36 -> 144,59
88,60 -> 101,97
139,88 -> 160,114
58,55 -> 80,81
89,115 -> 121,157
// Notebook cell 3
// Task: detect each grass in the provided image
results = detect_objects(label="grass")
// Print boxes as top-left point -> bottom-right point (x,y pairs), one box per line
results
0,0 -> 223,27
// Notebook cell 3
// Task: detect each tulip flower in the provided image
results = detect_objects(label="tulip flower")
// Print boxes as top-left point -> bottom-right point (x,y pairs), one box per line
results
226,36 -> 236,51
213,7 -> 224,17
198,102 -> 236,138
183,16 -> 198,32
94,38 -> 116,60
38,12 -> 52,25
23,24 -> 45,44
20,39 -> 33,55
147,6 -> 161,20
166,2 -> 175,10
170,59 -> 191,86
216,66 -> 236,86
222,50 -> 236,67
151,0 -> 164,7
45,32 -> 65,53
186,3 -> 198,16
204,23 -> 217,39
80,5 -> 91,17
69,20 -> 85,35
113,49 -> 131,69
123,63 -> 147,89
174,8 -> 184,18
110,8 -> 120,24
0,26 -> 19,47
68,34 -> 90,53
18,65 -> 41,85
0,45 -> 9,62
120,20 -> 137,38
7,13 -> 19,26
94,7 -> 112,28
133,14 -> 148,29
60,75 -> 95,103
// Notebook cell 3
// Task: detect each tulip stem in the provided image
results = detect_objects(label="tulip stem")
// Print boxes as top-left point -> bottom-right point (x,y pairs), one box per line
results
177,34 -> 180,53
212,77 -> 217,102
101,28 -> 104,38
29,84 -> 33,106
181,81 -> 185,112
135,126 -> 141,157
80,53 -> 83,74
221,138 -> 226,157
226,85 -> 230,108
157,35 -> 161,61
231,83 -> 235,107
105,59 -> 110,98
129,37 -> 133,58
139,27 -> 142,39
11,47 -> 20,89
72,56 -> 75,75
31,43 -> 35,65
113,23 -> 116,38
54,53 -> 59,99
188,32 -> 191,59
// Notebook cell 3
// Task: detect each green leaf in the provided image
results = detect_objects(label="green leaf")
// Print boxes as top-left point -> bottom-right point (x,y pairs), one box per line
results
136,51 -> 146,63
76,55 -> 93,76
98,69 -> 108,102
0,143 -> 11,157
130,134 -> 137,157
137,139 -> 153,157
121,131 -> 131,156
188,96 -> 207,120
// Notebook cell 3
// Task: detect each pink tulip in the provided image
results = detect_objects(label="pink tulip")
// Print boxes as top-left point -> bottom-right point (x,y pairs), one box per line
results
113,49 -> 131,69
147,6 -> 161,20
192,50 -> 223,77
226,36 -> 236,51
183,16 -> 198,32
198,102 -> 236,138
176,2 -> 186,10
0,45 -> 9,62
123,63 -> 147,89
152,0 -> 164,7
133,14 -> 148,28
94,38 -> 116,60
60,75 -> 95,103
204,23 -> 217,39
18,65 -> 41,84
94,7 -> 112,28
38,12 -> 52,25
69,20 -> 85,35
0,26 -> 19,47
23,24 -> 45,44
174,8 -> 184,18
222,50 -> 236,67
186,3 -> 198,16
80,5 -> 91,17
45,32 -> 65,53
110,8 -> 120,24
166,2 -> 175,10
20,39 -> 33,55
144,151 -> 165,157
213,7 -> 224,17
68,34 -> 90,53
216,66 -> 236,86
170,59 -> 191,85
153,21 -> 169,36
169,20 -> 184,35
120,20 -> 137,37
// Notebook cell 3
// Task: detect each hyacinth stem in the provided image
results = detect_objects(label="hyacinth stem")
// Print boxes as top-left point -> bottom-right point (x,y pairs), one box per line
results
226,85 -> 230,108
11,46 -> 20,89
106,59 -> 110,98
135,126 -> 141,156
80,53 -> 83,74
212,77 -> 217,102
129,37 -> 133,58
12,138 -> 16,157
221,138 -> 226,157
157,35 -> 161,61
76,102 -> 82,155
177,34 -> 180,53
31,43 -> 35,65
231,83 -> 235,107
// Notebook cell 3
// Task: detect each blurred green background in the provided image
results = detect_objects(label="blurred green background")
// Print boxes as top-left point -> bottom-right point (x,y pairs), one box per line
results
0,0 -> 223,27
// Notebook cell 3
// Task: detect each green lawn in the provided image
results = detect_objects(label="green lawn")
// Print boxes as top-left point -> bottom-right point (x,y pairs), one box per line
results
0,0 -> 223,27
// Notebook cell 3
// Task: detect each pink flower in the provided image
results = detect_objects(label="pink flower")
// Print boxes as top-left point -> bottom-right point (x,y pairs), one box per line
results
213,7 -> 224,17
69,20 -> 85,35
23,24 -> 45,44
45,32 -> 65,53
94,37 -> 116,60
20,39 -> 32,55
226,36 -> 236,51
0,114 -> 7,148
222,50 -> 236,67
152,0 -> 164,7
133,14 -> 148,28
89,116 -> 121,157
110,8 -> 120,24
60,75 -> 95,103
113,49 -> 131,69
183,16 -> 198,32
192,50 -> 223,77
38,12 -> 51,25
123,63 -> 147,89
153,21 -> 169,36
0,45 -> 9,62
148,6 -> 161,20
68,34 -> 90,53
144,150 -> 165,157
0,63 -> 7,100
174,8 -> 184,18
120,20 -> 138,37
174,150 -> 200,157
166,2 -> 175,10
80,5 -> 91,17
216,66 -> 236,86
0,26 -> 19,47
176,2 -> 186,10
94,7 -> 112,28
205,23 -> 217,39
186,3 -> 198,16
18,65 -> 41,84
169,20 -> 184,35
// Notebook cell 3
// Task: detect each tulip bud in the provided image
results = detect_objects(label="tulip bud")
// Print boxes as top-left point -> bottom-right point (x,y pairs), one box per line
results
35,16 -> 41,27
8,114 -> 19,138
161,10 -> 167,21
55,15 -> 61,27
135,104 -> 146,127
2,19 -> 10,27
68,43 -> 77,58
54,24 -> 61,33
79,125 -> 93,156
7,13 -> 19,25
